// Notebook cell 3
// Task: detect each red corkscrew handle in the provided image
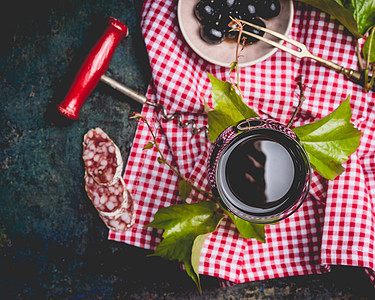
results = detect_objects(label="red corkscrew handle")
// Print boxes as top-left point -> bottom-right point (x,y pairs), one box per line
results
57,17 -> 128,120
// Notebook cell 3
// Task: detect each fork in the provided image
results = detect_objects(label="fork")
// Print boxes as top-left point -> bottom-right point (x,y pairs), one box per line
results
238,19 -> 374,92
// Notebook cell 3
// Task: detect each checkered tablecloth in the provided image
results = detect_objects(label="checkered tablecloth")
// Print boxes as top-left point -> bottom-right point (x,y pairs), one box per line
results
109,0 -> 375,286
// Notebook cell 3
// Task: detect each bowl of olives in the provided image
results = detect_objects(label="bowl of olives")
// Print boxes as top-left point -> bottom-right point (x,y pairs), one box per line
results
177,0 -> 293,67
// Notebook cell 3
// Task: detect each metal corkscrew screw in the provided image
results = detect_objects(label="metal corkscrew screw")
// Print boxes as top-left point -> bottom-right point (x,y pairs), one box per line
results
100,75 -> 208,138
57,17 -> 208,138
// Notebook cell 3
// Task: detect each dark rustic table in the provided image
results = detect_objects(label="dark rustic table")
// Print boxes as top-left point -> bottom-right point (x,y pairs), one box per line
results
0,0 -> 374,298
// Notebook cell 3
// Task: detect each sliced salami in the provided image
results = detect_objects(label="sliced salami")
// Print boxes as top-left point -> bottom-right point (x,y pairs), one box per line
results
82,127 -> 123,186
82,128 -> 135,232
84,172 -> 135,232
99,190 -> 136,232
84,171 -> 128,213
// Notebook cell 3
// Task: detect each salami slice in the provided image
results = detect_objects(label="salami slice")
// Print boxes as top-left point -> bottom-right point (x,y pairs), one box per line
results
82,127 -> 123,186
82,128 -> 135,232
84,171 -> 128,213
84,172 -> 135,232
99,190 -> 136,232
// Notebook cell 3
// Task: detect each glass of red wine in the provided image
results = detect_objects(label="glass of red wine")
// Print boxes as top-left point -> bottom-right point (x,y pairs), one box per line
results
207,118 -> 311,224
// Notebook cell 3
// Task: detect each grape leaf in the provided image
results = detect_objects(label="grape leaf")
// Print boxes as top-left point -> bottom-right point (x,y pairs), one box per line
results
363,26 -> 375,63
143,141 -> 154,150
297,0 -> 375,37
191,233 -> 210,292
297,0 -> 360,37
178,179 -> 193,202
348,0 -> 375,35
146,201 -> 224,292
206,73 -> 259,142
293,96 -> 362,180
224,209 -> 266,242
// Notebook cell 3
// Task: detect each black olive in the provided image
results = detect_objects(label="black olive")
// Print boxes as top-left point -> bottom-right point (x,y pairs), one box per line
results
255,0 -> 280,19
226,23 -> 240,40
244,3 -> 257,18
200,24 -> 225,44
233,0 -> 257,19
217,13 -> 231,29
218,13 -> 238,39
194,0 -> 278,45
243,18 -> 266,43
221,0 -> 237,10
194,1 -> 220,24
228,5 -> 247,21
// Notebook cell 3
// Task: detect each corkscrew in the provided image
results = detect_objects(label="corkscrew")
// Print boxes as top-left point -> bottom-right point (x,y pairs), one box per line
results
57,17 -> 208,138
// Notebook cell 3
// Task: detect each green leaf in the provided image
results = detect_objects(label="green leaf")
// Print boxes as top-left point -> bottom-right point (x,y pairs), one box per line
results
349,0 -> 375,35
363,25 -> 375,63
229,61 -> 237,74
207,73 -> 259,142
297,0 -> 360,37
146,202 -> 224,292
178,179 -> 193,202
293,96 -> 362,180
223,207 -> 266,242
143,141 -> 154,150
191,233 -> 210,292
297,0 -> 375,37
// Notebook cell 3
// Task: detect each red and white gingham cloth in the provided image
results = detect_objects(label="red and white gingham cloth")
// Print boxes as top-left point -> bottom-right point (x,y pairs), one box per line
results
109,0 -> 375,285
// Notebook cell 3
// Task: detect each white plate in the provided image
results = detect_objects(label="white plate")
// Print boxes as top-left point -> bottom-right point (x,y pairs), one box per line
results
177,0 -> 294,67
